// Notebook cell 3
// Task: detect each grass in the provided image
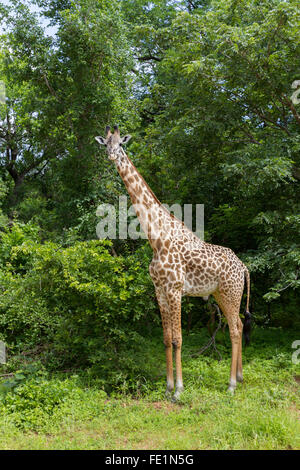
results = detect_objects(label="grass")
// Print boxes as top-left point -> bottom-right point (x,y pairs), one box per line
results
0,327 -> 299,450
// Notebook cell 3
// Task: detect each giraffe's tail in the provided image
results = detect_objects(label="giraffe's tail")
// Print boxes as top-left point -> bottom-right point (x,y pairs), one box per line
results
243,267 -> 251,346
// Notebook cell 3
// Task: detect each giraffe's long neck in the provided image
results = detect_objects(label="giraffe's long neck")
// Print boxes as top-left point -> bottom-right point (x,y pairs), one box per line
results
115,152 -> 184,249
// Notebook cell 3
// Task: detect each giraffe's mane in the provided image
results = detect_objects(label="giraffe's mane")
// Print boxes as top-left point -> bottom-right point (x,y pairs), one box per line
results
127,155 -> 187,229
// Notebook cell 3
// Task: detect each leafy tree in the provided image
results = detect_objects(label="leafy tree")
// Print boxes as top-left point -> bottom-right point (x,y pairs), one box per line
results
0,0 -> 136,234
132,0 -> 300,314
0,0 -> 299,352
0,176 -> 8,227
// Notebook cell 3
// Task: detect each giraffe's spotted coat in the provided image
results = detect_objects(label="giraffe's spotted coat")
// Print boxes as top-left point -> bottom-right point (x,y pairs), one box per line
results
95,127 -> 251,399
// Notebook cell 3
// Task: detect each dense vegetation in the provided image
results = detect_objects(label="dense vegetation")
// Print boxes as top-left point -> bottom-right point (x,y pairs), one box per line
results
0,0 -> 299,449
0,328 -> 299,449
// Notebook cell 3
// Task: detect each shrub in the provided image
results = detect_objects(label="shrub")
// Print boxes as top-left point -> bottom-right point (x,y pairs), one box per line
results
0,373 -> 87,431
0,227 -> 159,380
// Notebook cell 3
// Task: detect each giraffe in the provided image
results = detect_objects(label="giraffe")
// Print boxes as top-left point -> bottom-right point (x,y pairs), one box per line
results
95,126 -> 251,400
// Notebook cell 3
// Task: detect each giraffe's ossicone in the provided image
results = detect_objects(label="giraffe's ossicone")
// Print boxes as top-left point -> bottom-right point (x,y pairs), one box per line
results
95,126 -> 251,399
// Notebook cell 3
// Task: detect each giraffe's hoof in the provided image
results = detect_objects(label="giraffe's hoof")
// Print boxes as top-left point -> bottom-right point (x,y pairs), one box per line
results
227,385 -> 236,394
171,387 -> 184,402
165,384 -> 174,399
171,393 -> 181,403
227,379 -> 236,394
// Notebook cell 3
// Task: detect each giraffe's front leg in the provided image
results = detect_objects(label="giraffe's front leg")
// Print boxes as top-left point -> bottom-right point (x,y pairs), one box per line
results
166,288 -> 184,402
154,287 -> 174,396
164,341 -> 174,397
162,317 -> 174,397
172,339 -> 183,401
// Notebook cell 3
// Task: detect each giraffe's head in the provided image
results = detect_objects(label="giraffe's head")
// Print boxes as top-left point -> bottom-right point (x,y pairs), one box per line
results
95,126 -> 131,160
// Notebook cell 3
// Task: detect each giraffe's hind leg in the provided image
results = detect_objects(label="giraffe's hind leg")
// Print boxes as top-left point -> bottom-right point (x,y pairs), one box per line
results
213,290 -> 243,393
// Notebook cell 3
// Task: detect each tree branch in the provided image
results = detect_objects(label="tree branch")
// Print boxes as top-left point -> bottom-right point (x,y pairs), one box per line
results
280,94 -> 300,127
137,55 -> 163,62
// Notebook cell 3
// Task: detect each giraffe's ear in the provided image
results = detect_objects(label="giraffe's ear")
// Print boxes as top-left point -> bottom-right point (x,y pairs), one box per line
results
95,136 -> 106,145
121,135 -> 132,145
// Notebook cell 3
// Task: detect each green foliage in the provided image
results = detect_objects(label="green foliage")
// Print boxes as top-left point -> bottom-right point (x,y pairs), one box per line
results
0,0 -> 299,409
132,0 -> 300,315
0,371 -> 88,431
0,177 -> 8,227
0,328 -> 298,448
0,0 -> 299,320
0,224 -> 158,384
0,0 -> 137,232
0,363 -> 47,395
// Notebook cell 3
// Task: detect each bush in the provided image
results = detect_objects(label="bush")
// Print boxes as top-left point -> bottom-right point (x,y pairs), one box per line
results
0,225 -> 159,381
0,372 -> 87,431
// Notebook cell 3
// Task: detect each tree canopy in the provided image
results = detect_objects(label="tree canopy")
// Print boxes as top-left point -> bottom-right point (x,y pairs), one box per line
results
0,0 -> 299,358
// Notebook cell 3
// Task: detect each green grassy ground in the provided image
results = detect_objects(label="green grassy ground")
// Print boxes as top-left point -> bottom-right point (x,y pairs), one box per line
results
0,327 -> 299,450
